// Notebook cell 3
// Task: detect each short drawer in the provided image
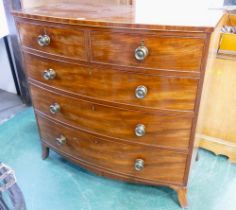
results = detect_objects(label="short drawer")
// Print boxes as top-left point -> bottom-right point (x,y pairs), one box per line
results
25,53 -> 198,111
91,31 -> 205,71
17,21 -> 87,60
37,114 -> 187,185
31,84 -> 193,150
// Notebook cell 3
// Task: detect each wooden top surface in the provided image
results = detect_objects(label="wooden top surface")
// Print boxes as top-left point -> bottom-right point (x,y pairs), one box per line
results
12,0 -> 223,32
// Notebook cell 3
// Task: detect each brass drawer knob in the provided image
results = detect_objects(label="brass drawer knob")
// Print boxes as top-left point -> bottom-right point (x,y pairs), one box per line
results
135,85 -> 148,99
56,135 -> 66,146
43,69 -> 56,80
49,103 -> 60,114
135,43 -> 149,61
37,34 -> 50,46
134,159 -> 144,171
135,124 -> 146,137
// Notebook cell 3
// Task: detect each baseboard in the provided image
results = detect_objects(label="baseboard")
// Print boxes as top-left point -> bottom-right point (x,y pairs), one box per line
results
197,134 -> 236,163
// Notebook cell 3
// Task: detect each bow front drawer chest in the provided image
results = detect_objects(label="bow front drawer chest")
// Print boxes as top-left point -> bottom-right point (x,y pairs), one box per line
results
12,1 -> 223,208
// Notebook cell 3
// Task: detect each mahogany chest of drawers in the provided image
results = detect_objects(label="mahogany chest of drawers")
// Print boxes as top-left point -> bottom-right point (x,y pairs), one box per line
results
13,1 -> 223,208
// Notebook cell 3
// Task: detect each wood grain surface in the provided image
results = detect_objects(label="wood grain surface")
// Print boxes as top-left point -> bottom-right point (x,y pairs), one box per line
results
24,53 -> 199,111
13,1 -> 223,32
31,84 -> 193,151
13,2 -> 223,207
37,113 -> 187,185
90,31 -> 205,71
17,21 -> 87,60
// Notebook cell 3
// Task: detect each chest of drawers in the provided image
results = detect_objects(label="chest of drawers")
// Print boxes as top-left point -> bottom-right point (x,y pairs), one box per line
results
13,1 -> 223,208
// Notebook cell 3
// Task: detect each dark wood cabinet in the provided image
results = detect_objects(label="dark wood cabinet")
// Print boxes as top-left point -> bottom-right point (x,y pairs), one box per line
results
12,1 -> 223,208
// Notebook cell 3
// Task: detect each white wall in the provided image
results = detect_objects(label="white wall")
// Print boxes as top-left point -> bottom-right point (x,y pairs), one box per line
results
0,38 -> 16,94
0,0 -> 8,38
20,0 -> 131,9
0,0 -> 16,94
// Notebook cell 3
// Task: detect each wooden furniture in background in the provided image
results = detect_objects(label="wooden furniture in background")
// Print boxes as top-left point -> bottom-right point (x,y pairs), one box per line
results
197,13 -> 236,163
13,1 -> 223,208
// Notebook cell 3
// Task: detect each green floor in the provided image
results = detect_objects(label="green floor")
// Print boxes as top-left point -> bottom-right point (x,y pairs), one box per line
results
0,108 -> 236,210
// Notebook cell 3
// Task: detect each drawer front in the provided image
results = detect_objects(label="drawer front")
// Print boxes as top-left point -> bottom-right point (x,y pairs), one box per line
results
37,114 -> 187,185
91,31 -> 205,71
17,21 -> 87,60
25,53 -> 198,111
31,84 -> 192,150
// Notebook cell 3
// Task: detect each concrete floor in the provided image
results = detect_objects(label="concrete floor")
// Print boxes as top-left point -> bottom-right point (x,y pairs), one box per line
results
0,89 -> 27,124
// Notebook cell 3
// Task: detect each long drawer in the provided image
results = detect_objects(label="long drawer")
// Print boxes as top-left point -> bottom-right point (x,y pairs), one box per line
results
17,21 -> 87,60
37,114 -> 187,185
31,84 -> 193,150
25,53 -> 198,111
90,31 -> 205,71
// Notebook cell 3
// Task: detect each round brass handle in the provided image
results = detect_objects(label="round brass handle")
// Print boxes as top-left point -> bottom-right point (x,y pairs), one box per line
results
135,45 -> 149,61
56,135 -> 66,146
37,34 -> 50,46
49,103 -> 60,114
134,159 -> 144,171
43,69 -> 56,80
135,124 -> 146,137
135,85 -> 148,99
